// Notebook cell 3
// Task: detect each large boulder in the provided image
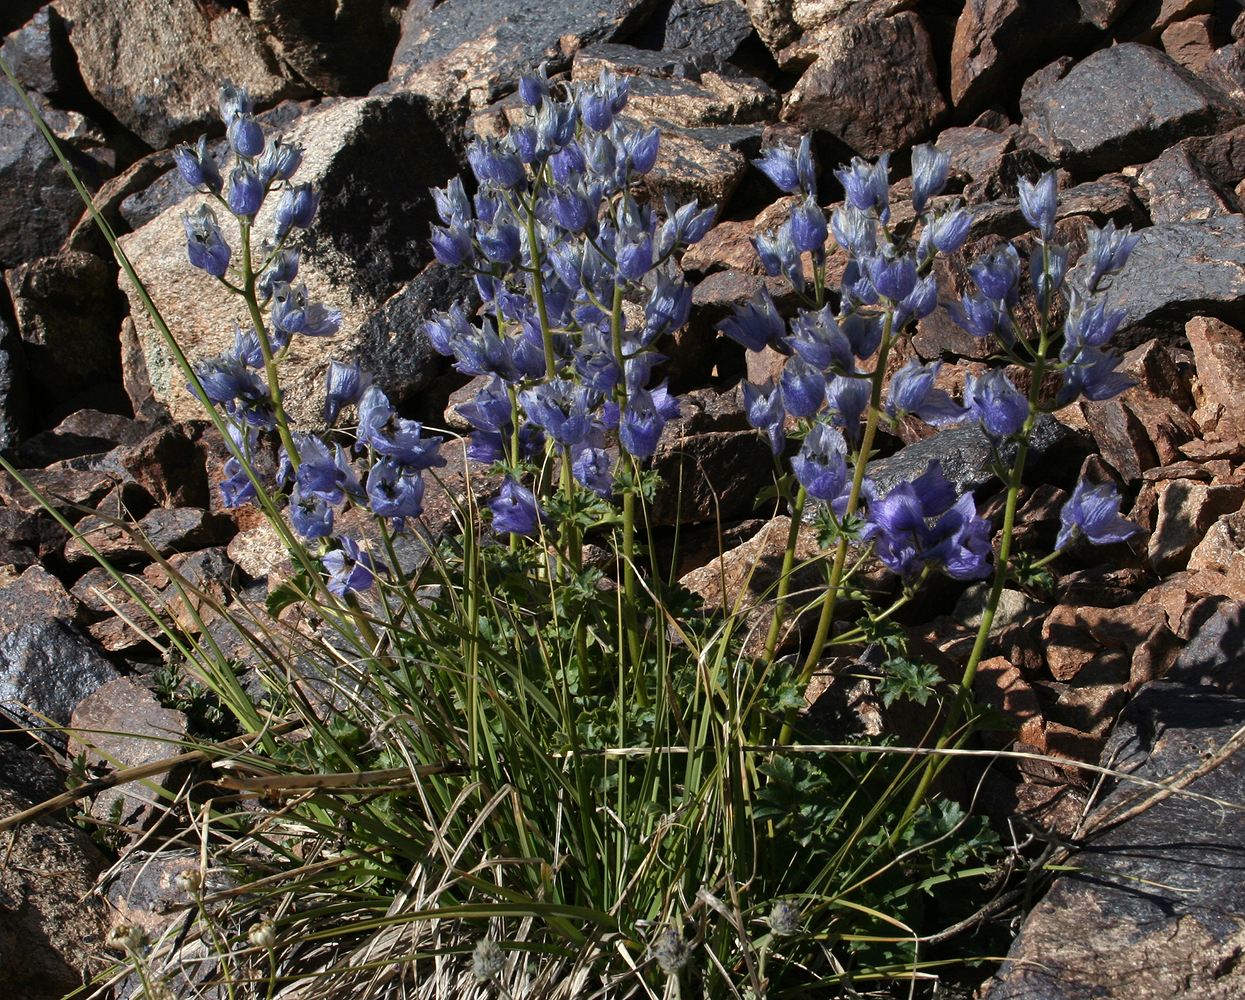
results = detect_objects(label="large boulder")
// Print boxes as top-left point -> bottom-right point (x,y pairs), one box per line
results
1023,43 -> 1239,174
57,0 -> 305,147
781,12 -> 946,156
250,0 -> 405,96
119,91 -> 461,425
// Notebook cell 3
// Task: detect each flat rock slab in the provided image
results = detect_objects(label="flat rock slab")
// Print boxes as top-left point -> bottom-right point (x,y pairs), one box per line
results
1023,43 -> 1238,174
984,674 -> 1245,999
1101,215 -> 1245,336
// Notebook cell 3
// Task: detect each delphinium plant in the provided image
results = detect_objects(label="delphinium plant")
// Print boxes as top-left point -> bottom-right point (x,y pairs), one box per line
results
2,54 -> 1144,1000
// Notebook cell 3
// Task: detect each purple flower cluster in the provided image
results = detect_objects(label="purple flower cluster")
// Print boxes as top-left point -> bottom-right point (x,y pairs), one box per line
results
424,67 -> 713,534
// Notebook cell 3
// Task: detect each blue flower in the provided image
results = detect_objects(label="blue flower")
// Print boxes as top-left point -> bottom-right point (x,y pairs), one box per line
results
743,379 -> 785,455
840,310 -> 883,359
184,205 -> 231,278
886,360 -> 965,427
786,305 -> 853,372
641,271 -> 692,343
927,209 -> 970,254
964,370 -> 1029,441
792,422 -> 849,505
551,142 -> 587,184
969,244 -> 1021,303
830,205 -> 877,257
549,186 -> 594,233
780,356 -> 826,419
1029,242 -> 1069,311
489,478 -> 544,535
659,199 -> 716,251
431,224 -> 472,266
895,273 -> 938,328
617,233 -> 654,281
173,136 -> 223,194
290,486 -> 334,541
519,67 -> 550,108
573,446 -> 614,497
719,289 -> 785,353
218,82 -> 253,123
1063,294 -> 1126,349
753,226 -> 805,293
625,126 -> 660,175
948,293 -> 1010,341
274,184 -> 319,239
1056,478 -> 1139,550
1018,171 -> 1058,241
324,359 -> 370,424
911,143 -> 950,214
477,223 -> 521,264
1056,346 -> 1134,404
455,376 -> 513,433
825,373 -> 870,442
519,379 -> 595,449
271,282 -> 342,337
754,135 -> 816,197
789,196 -> 827,254
257,138 -> 303,185
1083,220 -> 1140,291
366,458 -> 425,524
835,154 -> 890,221
219,456 -> 257,508
227,114 -> 264,158
620,387 -> 667,459
323,537 -> 379,596
297,435 -> 362,505
257,248 -> 300,301
466,138 -> 525,189
865,253 -> 917,302
432,175 -> 473,226
227,164 -> 264,218
357,387 -> 447,469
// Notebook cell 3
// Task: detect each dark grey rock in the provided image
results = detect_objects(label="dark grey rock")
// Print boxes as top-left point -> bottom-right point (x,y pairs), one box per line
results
782,12 -> 946,157
250,0 -> 405,95
640,120 -> 760,207
1165,600 -> 1245,696
118,425 -> 208,510
0,310 -> 25,451
1181,123 -> 1245,191
1023,43 -> 1239,174
1205,38 -> 1245,106
354,262 -> 477,412
651,426 -> 777,525
0,5 -> 75,99
387,0 -> 657,101
1099,215 -> 1245,336
10,409 -> 148,469
984,675 -> 1245,999
655,0 -> 754,71
867,417 -> 1078,499
1137,143 -> 1240,223
4,251 -> 124,419
0,466 -> 118,521
0,84 -> 110,271
0,506 -> 66,567
0,618 -> 119,728
0,763 -> 108,1000
63,507 -> 234,566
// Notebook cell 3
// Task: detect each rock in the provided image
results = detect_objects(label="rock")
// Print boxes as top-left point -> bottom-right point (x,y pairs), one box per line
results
573,48 -> 779,127
1186,316 -> 1245,437
973,655 -> 1044,747
1205,38 -> 1245,106
680,219 -> 764,275
1161,13 -> 1216,73
1041,602 -> 1173,686
934,125 -> 1015,190
68,677 -> 187,832
0,757 -> 108,1000
0,312 -> 26,450
250,0 -> 404,96
387,0 -> 653,106
651,425 -> 777,525
1148,480 -> 1245,574
0,465 -> 117,521
1188,509 -> 1245,599
4,251 -> 124,420
640,121 -> 759,207
950,0 -> 1095,114
1179,122 -> 1245,192
742,0 -> 918,63
0,506 -> 66,566
57,0 -> 304,148
120,91 -> 460,425
983,674 -> 1245,999
652,0 -> 754,71
0,83 -> 110,271
0,616 -> 118,729
1022,43 -> 1238,174
62,149 -> 175,256
1137,143 -> 1240,222
63,506 -> 234,567
1104,215 -> 1245,337
9,409 -> 147,469
0,5 -> 75,99
118,425 -> 209,509
867,417 -> 1077,499
781,12 -> 946,157
955,585 -> 1046,633
1076,0 -> 1139,28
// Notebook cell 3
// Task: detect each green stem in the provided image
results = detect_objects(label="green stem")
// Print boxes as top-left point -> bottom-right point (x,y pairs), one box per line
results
762,486 -> 807,665
239,219 -> 299,471
776,311 -> 895,744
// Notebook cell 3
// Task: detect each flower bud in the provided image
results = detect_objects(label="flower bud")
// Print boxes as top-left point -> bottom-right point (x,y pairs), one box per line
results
248,920 -> 277,950
228,114 -> 264,158
174,868 -> 202,895
227,164 -> 264,217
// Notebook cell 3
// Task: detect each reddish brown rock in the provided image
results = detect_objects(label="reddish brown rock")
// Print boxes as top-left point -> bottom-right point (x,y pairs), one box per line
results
1042,602 -> 1172,686
1186,316 -> 1245,438
1161,14 -> 1216,73
1205,38 -> 1245,106
782,12 -> 946,156
974,655 -> 1044,747
1137,144 -> 1240,223
1148,479 -> 1245,574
